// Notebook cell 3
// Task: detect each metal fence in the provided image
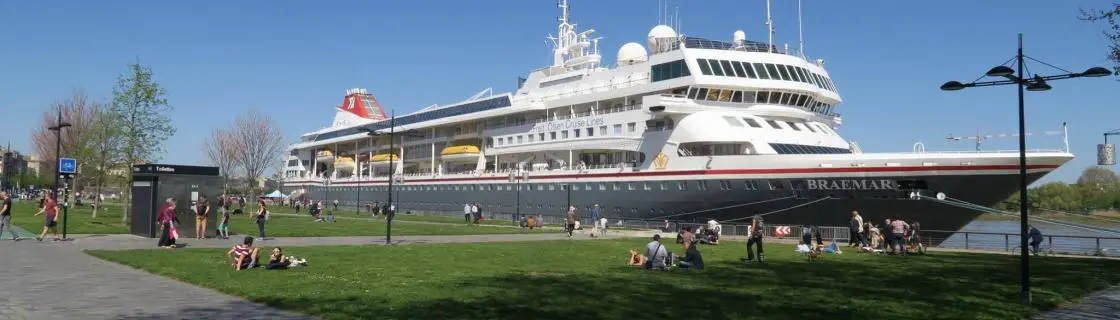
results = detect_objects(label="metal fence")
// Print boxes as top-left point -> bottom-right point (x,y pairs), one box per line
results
920,230 -> 1120,257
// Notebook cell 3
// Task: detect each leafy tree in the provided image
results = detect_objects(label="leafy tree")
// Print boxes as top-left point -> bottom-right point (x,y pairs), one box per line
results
109,63 -> 174,224
1081,4 -> 1120,75
88,105 -> 124,218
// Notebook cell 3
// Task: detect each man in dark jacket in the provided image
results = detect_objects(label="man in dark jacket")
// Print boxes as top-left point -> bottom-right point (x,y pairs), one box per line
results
1027,224 -> 1044,255
679,242 -> 704,269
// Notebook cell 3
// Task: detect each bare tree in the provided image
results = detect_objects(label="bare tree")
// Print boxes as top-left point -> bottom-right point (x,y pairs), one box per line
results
88,106 -> 124,218
202,128 -> 239,193
30,90 -> 99,189
230,109 -> 286,202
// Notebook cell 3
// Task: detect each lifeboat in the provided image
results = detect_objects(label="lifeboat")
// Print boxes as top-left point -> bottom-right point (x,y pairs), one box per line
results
370,153 -> 399,167
441,145 -> 480,163
335,156 -> 355,170
315,150 -> 335,163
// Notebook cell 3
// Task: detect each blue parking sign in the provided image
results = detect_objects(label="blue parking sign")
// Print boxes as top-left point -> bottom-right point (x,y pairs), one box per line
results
59,158 -> 77,174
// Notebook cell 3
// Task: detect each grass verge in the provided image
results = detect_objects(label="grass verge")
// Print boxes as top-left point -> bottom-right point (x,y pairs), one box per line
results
88,239 -> 1120,320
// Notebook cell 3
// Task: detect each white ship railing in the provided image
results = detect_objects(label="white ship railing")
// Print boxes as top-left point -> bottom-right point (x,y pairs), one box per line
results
484,104 -> 642,130
913,149 -> 1067,155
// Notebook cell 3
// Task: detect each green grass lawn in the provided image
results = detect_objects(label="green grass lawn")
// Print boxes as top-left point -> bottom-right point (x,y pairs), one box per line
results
88,240 -> 1120,320
223,213 -> 547,237
8,200 -> 129,235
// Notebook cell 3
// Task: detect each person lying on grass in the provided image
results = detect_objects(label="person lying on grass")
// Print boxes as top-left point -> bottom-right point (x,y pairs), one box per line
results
267,247 -> 291,270
228,236 -> 260,271
628,249 -> 647,266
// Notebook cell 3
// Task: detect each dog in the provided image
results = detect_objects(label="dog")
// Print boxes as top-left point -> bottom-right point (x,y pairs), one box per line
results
807,248 -> 823,261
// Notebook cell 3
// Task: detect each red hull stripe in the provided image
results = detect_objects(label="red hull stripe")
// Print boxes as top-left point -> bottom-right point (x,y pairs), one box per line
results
295,164 -> 1060,185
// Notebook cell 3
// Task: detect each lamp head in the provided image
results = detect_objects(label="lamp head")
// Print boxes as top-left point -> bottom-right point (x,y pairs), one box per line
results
1026,76 -> 1052,92
1081,66 -> 1112,78
940,81 -> 968,91
985,66 -> 1015,78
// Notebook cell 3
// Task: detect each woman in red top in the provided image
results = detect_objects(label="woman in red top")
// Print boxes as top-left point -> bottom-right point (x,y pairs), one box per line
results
33,193 -> 61,241
157,198 -> 178,248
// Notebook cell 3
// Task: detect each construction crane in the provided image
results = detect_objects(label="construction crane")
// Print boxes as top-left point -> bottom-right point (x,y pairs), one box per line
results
947,126 -> 1064,151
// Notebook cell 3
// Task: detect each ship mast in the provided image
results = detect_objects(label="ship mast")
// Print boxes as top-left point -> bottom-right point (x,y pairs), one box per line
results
548,0 -> 601,71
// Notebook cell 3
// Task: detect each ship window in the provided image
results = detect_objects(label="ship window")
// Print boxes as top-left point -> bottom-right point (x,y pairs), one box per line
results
574,129 -> 580,138
731,91 -> 743,103
549,184 -> 555,191
599,183 -> 606,190
719,60 -> 736,77
708,59 -> 725,76
528,135 -> 535,142
697,180 -> 708,190
718,89 -> 733,102
678,181 -> 688,190
813,73 -> 825,88
697,59 -> 713,75
743,118 -> 762,128
742,91 -> 756,103
804,122 -> 817,133
784,65 -> 801,82
705,88 -> 721,101
517,135 -> 524,144
507,137 -> 513,145
797,67 -> 811,83
599,126 -> 607,135
561,131 -> 569,139
769,64 -> 788,80
780,92 -> 793,105
627,183 -> 635,190
753,63 -> 770,80
613,182 -> 620,191
744,180 -> 759,190
769,92 -> 782,104
722,116 -> 743,127
687,87 -> 699,99
613,124 -> 622,134
550,132 -> 557,140
660,182 -> 667,190
497,139 -> 504,146
538,133 -> 546,141
766,120 -> 782,129
786,121 -> 801,131
795,95 -> 809,107
741,62 -> 758,79
628,122 -> 636,132
695,88 -> 709,100
731,61 -> 746,78
586,128 -> 593,137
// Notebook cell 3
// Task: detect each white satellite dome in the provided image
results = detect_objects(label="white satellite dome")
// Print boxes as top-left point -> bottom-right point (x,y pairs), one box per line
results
733,30 -> 746,44
617,42 -> 648,66
646,25 -> 677,50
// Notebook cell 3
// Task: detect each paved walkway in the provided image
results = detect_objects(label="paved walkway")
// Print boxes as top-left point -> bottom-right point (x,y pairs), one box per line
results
1034,286 -> 1120,319
0,232 -> 610,320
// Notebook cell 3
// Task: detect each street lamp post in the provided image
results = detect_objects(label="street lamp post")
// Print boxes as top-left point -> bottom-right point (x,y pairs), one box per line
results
358,110 -> 422,244
47,107 -> 72,240
940,33 -> 1110,303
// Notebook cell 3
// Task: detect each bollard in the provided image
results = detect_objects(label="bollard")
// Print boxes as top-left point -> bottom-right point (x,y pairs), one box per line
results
1005,234 -> 1009,252
1097,237 -> 1101,254
62,203 -> 68,240
965,232 -> 970,249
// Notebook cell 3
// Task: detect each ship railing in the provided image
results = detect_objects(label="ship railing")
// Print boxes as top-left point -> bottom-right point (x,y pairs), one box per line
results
913,149 -> 1067,155
483,104 -> 643,130
518,73 -> 650,104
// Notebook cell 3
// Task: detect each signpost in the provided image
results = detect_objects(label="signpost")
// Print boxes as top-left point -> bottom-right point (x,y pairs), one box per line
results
58,157 -> 76,240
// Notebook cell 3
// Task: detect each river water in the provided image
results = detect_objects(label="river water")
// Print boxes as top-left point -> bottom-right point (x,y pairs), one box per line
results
938,219 -> 1120,256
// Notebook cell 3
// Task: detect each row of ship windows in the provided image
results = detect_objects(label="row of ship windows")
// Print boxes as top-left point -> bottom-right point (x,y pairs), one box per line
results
688,87 -> 836,115
696,58 -> 837,92
721,115 -> 835,135
324,179 -> 797,193
496,123 -> 640,146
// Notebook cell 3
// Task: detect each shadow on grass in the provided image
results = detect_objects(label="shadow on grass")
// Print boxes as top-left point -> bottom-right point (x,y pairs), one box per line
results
209,254 -> 1117,319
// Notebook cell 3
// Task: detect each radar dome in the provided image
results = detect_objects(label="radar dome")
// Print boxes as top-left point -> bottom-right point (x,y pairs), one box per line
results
646,25 -> 677,50
733,30 -> 746,44
617,42 -> 648,66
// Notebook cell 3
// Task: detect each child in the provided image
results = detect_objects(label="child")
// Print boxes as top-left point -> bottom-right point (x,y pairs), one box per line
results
217,206 -> 231,239
267,247 -> 291,270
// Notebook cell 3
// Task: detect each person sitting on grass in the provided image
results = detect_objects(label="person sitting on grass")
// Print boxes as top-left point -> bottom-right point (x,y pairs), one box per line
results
228,236 -> 260,271
628,249 -> 647,266
644,234 -> 669,270
678,242 -> 704,269
267,247 -> 291,270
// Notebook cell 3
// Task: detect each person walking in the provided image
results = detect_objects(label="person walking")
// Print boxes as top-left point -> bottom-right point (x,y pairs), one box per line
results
195,196 -> 211,240
590,204 -> 601,237
848,211 -> 865,247
565,206 -> 577,238
155,198 -> 178,248
463,203 -> 471,224
0,192 -> 17,241
470,203 -> 479,226
33,193 -> 62,242
254,199 -> 269,240
745,214 -> 764,263
217,202 -> 231,239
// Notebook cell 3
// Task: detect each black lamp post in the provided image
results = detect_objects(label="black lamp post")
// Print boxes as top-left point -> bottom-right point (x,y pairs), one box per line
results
358,110 -> 422,244
940,33 -> 1110,303
47,107 -> 72,239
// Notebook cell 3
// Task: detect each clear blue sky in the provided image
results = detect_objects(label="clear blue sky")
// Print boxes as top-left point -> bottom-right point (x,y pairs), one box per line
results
0,0 -> 1116,183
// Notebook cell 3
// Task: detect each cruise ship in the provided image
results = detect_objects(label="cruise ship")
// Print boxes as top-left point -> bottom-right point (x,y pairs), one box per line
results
281,1 -> 1072,233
